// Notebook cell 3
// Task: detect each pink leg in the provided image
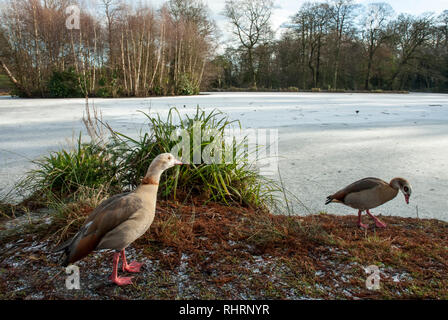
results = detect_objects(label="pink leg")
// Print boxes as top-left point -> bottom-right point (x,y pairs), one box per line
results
121,249 -> 143,273
357,210 -> 368,229
109,252 -> 133,286
366,209 -> 387,228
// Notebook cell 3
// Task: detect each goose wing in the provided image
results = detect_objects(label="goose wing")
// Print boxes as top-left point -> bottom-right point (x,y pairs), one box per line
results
57,193 -> 143,265
326,177 -> 387,204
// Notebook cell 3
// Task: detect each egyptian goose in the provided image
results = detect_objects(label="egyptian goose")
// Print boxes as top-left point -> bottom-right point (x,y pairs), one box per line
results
54,153 -> 182,285
325,177 -> 412,229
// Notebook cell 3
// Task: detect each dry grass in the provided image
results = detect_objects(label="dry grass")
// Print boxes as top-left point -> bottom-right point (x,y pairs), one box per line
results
48,185 -> 111,246
0,197 -> 446,299
0,201 -> 17,219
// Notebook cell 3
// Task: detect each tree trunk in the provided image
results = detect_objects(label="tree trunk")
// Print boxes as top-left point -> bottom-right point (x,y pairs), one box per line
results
365,44 -> 374,90
0,59 -> 31,97
120,32 -> 129,95
248,47 -> 256,88
333,44 -> 341,89
316,35 -> 322,88
32,3 -> 43,96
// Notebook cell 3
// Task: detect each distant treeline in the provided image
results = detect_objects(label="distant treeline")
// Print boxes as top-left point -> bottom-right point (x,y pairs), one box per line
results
0,0 -> 216,98
215,0 -> 448,93
0,0 -> 447,98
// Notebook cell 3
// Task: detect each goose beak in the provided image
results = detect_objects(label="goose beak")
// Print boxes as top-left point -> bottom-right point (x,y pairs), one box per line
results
404,195 -> 410,204
174,159 -> 183,165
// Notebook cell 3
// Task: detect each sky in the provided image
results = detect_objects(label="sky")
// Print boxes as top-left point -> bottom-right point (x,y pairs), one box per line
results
147,0 -> 447,47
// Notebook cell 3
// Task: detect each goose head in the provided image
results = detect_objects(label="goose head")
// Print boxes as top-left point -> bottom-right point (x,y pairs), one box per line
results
152,153 -> 183,172
391,178 -> 412,204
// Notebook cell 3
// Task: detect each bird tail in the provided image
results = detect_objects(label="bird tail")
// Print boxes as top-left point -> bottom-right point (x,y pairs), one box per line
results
53,237 -> 73,253
53,238 -> 75,267
325,196 -> 333,205
53,223 -> 94,266
53,228 -> 85,266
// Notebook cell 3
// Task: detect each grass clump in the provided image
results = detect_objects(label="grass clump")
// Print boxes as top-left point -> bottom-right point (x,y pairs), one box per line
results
18,107 -> 280,211
111,107 -> 280,208
18,134 -> 119,202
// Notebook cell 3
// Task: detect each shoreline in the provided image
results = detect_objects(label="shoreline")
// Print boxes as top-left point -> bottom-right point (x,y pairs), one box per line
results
2,89 -> 448,99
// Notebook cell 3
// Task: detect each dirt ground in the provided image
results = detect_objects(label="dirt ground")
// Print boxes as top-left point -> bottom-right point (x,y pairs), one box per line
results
0,199 -> 447,300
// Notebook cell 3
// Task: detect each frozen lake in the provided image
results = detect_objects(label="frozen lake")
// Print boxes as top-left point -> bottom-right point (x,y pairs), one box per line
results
0,92 -> 447,221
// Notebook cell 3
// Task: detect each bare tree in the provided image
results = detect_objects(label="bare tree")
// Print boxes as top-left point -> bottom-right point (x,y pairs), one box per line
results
292,2 -> 330,88
168,0 -> 215,94
101,0 -> 122,71
328,0 -> 358,89
224,0 -> 273,88
438,10 -> 448,47
0,25 -> 31,96
389,14 -> 434,88
361,2 -> 394,90
1,0 -> 446,95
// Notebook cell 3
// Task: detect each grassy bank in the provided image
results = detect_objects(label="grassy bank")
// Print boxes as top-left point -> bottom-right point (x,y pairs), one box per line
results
0,199 -> 447,299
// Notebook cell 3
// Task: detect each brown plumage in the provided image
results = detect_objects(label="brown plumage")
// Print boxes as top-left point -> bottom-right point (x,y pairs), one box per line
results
325,177 -> 412,228
57,193 -> 144,265
53,153 -> 182,285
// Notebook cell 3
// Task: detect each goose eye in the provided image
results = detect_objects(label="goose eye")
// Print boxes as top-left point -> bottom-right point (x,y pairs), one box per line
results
168,156 -> 172,160
404,186 -> 409,192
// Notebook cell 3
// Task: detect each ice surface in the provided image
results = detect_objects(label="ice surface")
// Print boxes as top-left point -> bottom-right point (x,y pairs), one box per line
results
0,92 -> 447,220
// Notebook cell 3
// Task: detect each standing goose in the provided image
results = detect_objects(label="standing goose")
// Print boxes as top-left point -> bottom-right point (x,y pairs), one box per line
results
54,153 -> 182,285
325,177 -> 412,229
